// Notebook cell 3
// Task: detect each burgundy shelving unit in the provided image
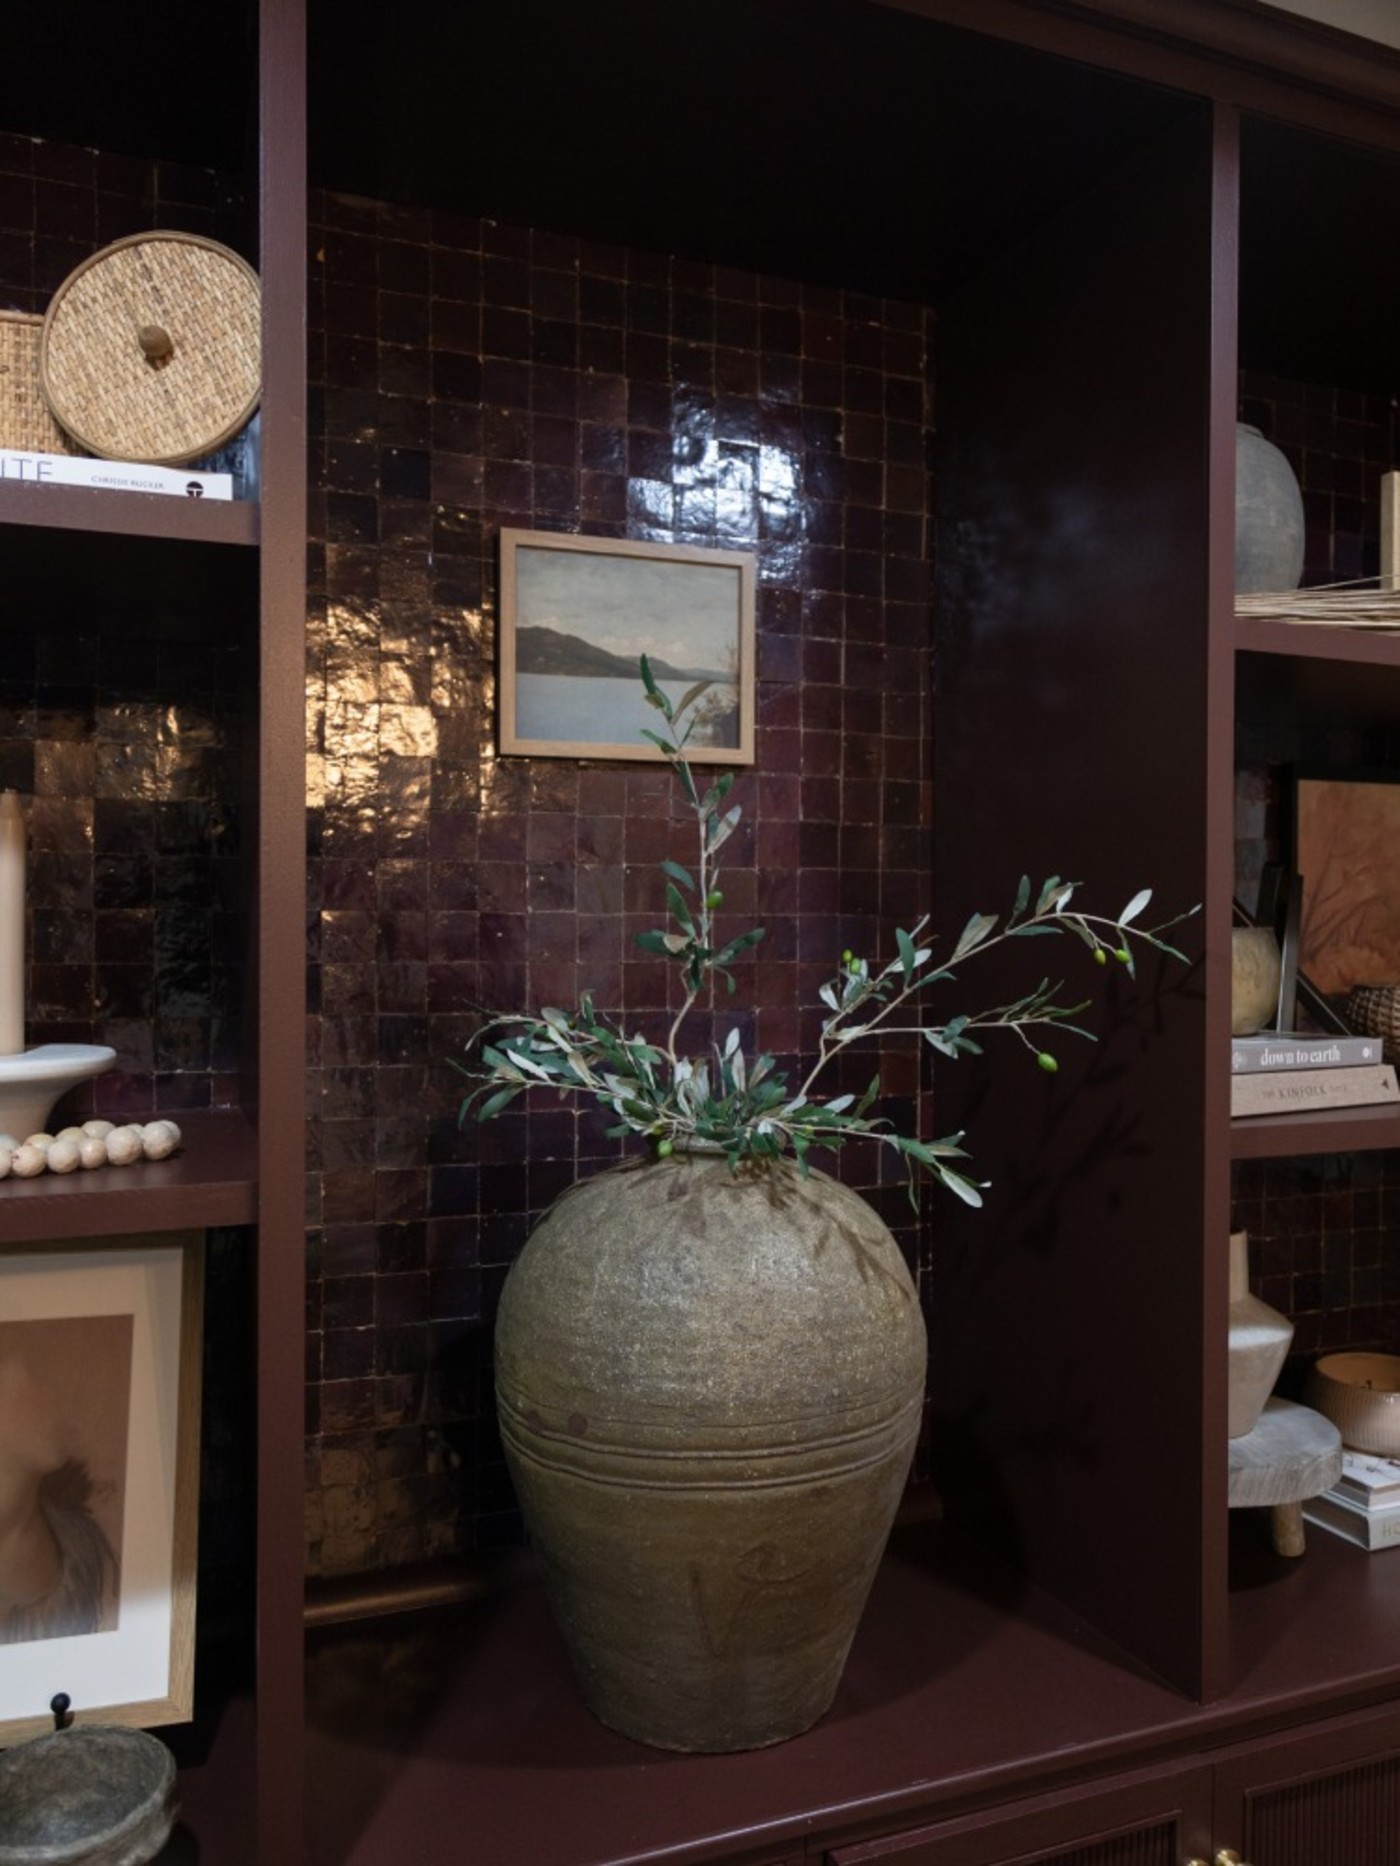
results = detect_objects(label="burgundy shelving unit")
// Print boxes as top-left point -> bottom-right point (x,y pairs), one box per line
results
14,1 -> 1400,1861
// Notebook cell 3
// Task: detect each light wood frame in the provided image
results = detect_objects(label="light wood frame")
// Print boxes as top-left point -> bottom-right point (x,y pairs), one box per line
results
0,1230 -> 203,1743
1293,768 -> 1400,1000
497,528 -> 756,764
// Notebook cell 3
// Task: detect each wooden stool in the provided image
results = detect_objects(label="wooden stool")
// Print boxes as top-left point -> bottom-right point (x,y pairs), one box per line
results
1228,1396 -> 1343,1556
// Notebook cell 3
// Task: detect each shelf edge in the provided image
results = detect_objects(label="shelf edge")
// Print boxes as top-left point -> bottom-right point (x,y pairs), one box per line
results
0,482 -> 259,546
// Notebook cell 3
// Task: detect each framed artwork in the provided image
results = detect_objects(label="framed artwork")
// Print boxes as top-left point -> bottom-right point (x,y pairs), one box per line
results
1294,772 -> 1400,998
497,528 -> 756,763
0,1231 -> 203,1744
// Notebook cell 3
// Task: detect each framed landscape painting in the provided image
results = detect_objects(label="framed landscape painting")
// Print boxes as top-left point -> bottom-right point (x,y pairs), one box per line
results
497,529 -> 756,763
0,1231 -> 203,1743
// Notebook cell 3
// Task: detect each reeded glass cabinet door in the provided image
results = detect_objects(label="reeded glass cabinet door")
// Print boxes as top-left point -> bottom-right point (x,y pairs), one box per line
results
824,1762 -> 1212,1864
1216,1702 -> 1400,1866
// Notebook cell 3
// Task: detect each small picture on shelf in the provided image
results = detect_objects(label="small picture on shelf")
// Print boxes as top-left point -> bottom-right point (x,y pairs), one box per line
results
0,1232 -> 203,1745
1293,773 -> 1400,998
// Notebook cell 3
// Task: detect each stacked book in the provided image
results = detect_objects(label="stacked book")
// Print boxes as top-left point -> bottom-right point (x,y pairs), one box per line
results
0,448 -> 233,500
1230,1031 -> 1398,1118
1304,1450 -> 1400,1550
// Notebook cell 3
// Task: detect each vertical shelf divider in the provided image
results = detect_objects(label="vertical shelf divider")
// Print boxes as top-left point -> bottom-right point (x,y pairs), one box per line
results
930,106 -> 1219,1699
256,0 -> 310,1857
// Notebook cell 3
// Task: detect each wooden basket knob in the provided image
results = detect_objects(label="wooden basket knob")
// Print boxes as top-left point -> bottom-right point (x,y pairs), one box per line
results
137,324 -> 174,366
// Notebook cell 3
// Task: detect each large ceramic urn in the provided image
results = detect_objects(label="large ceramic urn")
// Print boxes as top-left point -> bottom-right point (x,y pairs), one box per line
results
494,1151 -> 928,1752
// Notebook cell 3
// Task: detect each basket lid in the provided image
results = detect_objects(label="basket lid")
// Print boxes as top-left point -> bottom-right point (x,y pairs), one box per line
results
39,232 -> 261,465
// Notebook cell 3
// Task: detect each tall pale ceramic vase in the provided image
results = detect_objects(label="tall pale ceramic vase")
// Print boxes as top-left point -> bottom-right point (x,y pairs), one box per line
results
493,1152 -> 928,1752
1228,1229 -> 1293,1438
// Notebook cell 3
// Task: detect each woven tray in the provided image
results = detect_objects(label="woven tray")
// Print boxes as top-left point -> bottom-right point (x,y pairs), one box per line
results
39,232 -> 260,465
1344,984 -> 1400,1064
0,310 -> 77,454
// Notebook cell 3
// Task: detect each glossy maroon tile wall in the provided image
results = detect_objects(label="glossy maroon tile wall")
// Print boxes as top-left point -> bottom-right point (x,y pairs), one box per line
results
0,132 -> 250,313
303,191 -> 937,1571
1234,370 -> 1400,1369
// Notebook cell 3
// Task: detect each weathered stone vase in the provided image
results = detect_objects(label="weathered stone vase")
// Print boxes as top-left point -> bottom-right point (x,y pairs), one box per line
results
1235,421 -> 1305,594
494,1152 -> 928,1752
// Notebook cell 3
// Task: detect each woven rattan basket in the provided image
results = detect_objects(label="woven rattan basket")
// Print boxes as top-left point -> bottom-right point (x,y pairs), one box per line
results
0,310 -> 77,454
1344,984 -> 1400,1064
39,232 -> 260,465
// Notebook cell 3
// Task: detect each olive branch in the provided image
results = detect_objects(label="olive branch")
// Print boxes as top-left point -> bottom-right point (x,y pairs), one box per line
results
458,660 -> 1196,1205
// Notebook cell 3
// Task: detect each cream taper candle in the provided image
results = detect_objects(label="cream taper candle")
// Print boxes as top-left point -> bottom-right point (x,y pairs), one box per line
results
0,791 -> 25,1056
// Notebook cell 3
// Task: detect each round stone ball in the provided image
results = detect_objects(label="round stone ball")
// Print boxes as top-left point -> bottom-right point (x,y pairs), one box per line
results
45,1136 -> 82,1174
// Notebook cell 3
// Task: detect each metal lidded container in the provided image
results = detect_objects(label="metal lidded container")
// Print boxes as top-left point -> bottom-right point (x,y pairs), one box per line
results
0,1723 -> 178,1866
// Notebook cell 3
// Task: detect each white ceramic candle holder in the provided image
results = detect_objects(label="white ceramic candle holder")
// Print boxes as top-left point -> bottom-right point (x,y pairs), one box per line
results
0,1043 -> 117,1142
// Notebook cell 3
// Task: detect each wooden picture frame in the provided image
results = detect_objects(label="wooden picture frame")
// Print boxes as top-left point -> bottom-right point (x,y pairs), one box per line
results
1293,770 -> 1400,1000
0,1231 -> 203,1743
497,529 -> 756,763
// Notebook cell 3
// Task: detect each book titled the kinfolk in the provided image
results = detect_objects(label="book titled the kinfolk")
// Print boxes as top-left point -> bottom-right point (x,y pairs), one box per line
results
1231,1031 -> 1384,1074
1231,1061 -> 1400,1118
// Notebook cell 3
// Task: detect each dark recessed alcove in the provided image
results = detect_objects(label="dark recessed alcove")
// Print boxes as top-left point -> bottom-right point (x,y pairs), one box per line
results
1240,114 -> 1400,393
308,0 -> 1197,304
0,0 -> 256,169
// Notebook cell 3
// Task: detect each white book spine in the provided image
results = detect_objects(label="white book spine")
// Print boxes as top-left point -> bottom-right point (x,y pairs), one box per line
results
1231,1035 -> 1383,1074
0,448 -> 234,500
1336,1450 -> 1400,1506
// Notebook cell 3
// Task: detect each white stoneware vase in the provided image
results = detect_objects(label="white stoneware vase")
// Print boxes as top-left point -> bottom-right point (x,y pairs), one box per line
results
1228,1230 -> 1293,1439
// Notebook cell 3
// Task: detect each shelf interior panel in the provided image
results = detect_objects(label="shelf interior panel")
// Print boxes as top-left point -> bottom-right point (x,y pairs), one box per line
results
307,0 -> 1199,307
303,1521 -> 1400,1866
1232,1103 -> 1400,1159
160,1665 -> 258,1866
1240,113 -> 1400,395
0,1107 -> 257,1243
0,0 -> 256,172
0,482 -> 258,547
1237,627 -> 1400,741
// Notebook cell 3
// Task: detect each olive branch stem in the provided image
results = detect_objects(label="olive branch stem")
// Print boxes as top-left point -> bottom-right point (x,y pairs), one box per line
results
457,661 -> 1197,1206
